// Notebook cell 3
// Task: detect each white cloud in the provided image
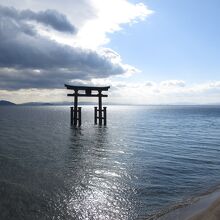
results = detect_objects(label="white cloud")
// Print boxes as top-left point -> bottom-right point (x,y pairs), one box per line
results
145,81 -> 154,87
209,81 -> 220,88
74,0 -> 153,48
105,80 -> 220,104
1,80 -> 220,104
160,80 -> 186,87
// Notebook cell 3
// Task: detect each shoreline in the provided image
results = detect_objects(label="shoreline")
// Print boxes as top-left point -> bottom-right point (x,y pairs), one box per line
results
188,197 -> 220,220
149,185 -> 220,220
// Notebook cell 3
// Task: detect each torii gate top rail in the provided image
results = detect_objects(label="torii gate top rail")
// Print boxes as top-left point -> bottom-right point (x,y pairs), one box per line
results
65,84 -> 110,126
65,84 -> 110,98
65,84 -> 110,91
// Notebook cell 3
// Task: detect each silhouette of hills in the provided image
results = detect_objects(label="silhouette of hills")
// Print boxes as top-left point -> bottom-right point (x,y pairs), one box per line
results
0,100 -> 16,106
0,100 -> 102,106
19,101 -> 97,106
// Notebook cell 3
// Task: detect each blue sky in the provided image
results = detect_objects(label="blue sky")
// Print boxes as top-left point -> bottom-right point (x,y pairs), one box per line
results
109,0 -> 220,84
0,0 -> 220,104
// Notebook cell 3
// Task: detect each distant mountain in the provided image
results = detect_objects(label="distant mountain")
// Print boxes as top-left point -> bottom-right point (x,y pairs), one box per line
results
19,102 -> 54,106
0,100 -> 16,106
19,101 -> 97,106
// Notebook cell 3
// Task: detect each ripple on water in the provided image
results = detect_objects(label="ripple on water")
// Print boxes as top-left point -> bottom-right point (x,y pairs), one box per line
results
0,106 -> 220,219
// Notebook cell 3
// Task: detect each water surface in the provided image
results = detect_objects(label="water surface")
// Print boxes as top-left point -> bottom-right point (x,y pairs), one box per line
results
0,105 -> 220,219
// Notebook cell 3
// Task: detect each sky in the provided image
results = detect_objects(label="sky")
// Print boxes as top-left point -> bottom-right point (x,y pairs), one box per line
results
0,0 -> 220,104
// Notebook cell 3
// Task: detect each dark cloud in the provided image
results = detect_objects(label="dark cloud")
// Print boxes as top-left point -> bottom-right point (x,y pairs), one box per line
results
0,5 -> 129,90
0,5 -> 76,33
0,65 -> 123,90
0,68 -> 86,90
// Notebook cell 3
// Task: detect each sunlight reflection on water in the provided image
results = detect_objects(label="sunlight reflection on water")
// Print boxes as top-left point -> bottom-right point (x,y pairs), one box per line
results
64,127 -> 136,219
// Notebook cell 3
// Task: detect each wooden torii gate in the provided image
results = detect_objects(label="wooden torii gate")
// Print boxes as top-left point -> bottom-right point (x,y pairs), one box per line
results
65,84 -> 110,127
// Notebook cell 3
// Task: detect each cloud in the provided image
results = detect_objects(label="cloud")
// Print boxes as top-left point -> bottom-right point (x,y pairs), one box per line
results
0,0 -> 96,29
0,5 -> 76,33
209,81 -> 220,88
0,1 -> 153,96
160,80 -> 186,87
105,80 -> 220,104
75,0 -> 154,48
0,5 -> 138,90
145,81 -> 154,87
0,1 -> 153,49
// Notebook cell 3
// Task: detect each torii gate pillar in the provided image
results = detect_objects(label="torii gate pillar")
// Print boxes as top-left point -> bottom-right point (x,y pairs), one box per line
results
94,91 -> 107,126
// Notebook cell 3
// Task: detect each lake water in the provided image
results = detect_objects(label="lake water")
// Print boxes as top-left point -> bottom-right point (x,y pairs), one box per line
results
0,105 -> 220,219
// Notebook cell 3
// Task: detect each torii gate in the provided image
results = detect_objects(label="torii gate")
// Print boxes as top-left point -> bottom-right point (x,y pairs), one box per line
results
65,84 -> 110,127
